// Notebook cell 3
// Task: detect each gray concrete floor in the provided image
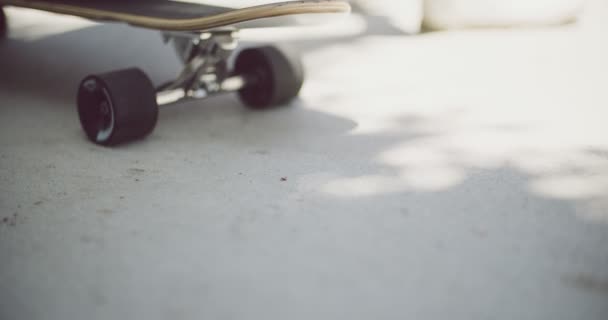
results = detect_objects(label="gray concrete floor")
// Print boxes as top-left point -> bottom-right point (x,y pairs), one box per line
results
1,3 -> 608,320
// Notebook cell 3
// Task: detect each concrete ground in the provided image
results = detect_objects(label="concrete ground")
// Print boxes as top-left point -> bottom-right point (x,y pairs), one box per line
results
1,2 -> 608,320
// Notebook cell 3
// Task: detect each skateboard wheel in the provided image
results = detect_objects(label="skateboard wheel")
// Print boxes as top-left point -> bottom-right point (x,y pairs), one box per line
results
0,7 -> 6,38
234,46 -> 304,109
77,68 -> 158,146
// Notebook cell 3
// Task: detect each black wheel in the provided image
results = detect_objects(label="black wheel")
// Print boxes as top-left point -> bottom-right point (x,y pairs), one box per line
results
234,46 -> 304,109
77,68 -> 158,146
1,7 -> 7,38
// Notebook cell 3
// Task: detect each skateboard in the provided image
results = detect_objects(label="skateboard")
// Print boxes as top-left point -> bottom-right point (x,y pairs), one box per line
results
0,0 -> 351,145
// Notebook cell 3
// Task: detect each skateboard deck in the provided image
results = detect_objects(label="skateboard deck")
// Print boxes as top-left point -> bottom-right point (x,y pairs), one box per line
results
0,0 -> 351,31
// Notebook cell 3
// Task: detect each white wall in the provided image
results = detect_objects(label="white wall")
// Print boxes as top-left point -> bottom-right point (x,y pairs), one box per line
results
424,0 -> 585,30
353,0 -> 586,32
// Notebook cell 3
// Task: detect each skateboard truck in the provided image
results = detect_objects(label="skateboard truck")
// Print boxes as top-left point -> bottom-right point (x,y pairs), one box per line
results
156,30 -> 244,106
76,30 -> 304,146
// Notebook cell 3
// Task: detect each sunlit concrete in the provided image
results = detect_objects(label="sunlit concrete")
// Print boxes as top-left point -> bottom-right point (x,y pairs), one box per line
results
1,2 -> 608,320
